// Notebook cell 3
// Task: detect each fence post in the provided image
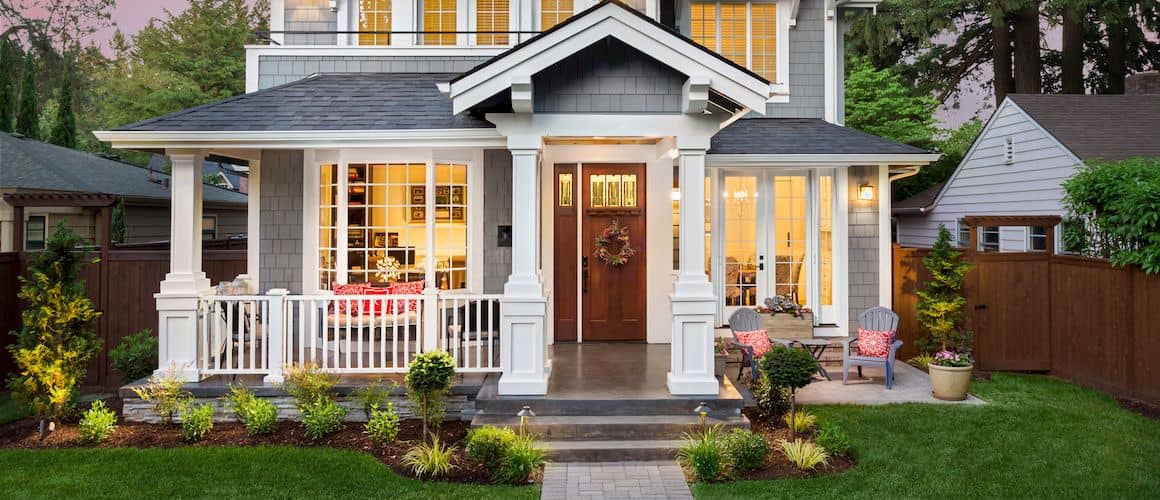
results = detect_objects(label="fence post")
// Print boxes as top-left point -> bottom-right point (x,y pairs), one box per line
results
423,288 -> 440,353
264,289 -> 289,384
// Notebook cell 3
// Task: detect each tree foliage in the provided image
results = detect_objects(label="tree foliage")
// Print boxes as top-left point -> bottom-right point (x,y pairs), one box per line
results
14,51 -> 36,138
845,57 -> 939,149
6,223 -> 102,433
47,61 -> 74,148
915,225 -> 973,354
1062,157 -> 1160,273
0,37 -> 15,132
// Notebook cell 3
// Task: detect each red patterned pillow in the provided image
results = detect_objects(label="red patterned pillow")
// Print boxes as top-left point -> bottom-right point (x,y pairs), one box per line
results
332,282 -> 368,314
387,280 -> 426,313
857,328 -> 894,358
360,286 -> 390,315
734,330 -> 773,358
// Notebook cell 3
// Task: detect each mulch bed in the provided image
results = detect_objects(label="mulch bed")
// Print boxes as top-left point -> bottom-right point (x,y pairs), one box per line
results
0,397 -> 517,486
1118,398 -> 1160,421
730,407 -> 857,480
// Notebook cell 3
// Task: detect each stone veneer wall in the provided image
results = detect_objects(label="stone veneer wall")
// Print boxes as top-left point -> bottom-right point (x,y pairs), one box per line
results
122,393 -> 474,424
846,165 -> 881,334
482,150 -> 513,293
259,150 -> 305,293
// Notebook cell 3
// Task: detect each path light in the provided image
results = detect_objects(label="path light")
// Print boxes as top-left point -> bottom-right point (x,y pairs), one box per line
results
517,405 -> 535,435
694,402 -> 710,427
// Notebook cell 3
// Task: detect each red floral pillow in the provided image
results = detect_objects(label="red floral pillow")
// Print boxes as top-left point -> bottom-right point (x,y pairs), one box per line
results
857,328 -> 894,358
734,330 -> 773,358
332,282 -> 368,314
360,286 -> 390,315
387,280 -> 425,313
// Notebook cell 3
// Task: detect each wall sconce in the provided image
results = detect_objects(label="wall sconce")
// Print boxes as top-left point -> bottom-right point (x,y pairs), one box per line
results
858,184 -> 875,201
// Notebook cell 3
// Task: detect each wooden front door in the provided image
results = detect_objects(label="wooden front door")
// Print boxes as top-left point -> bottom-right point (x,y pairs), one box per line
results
581,164 -> 647,341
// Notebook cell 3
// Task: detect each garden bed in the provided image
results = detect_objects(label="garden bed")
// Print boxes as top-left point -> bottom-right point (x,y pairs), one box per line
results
0,398 -> 524,486
733,407 -> 857,480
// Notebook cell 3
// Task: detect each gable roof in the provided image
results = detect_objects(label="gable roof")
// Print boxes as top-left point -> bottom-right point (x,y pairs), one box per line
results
892,181 -> 944,215
114,73 -> 492,132
709,118 -> 932,155
0,133 -> 247,207
1008,94 -> 1160,161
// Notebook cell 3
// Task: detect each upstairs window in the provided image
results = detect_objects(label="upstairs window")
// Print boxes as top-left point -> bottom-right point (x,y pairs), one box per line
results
358,0 -> 392,46
691,0 -> 779,83
422,0 -> 458,46
540,0 -> 574,30
476,0 -> 510,45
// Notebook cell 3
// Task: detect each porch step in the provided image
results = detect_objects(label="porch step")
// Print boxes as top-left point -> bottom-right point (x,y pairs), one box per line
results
473,375 -> 746,417
470,414 -> 749,441
543,439 -> 685,462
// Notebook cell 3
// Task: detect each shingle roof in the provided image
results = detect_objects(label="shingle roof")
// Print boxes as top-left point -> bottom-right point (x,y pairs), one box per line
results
892,181 -> 944,215
709,118 -> 932,155
114,73 -> 492,132
1008,94 -> 1160,161
0,133 -> 247,206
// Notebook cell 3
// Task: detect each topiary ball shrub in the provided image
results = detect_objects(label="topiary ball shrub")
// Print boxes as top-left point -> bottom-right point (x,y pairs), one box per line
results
405,350 -> 456,438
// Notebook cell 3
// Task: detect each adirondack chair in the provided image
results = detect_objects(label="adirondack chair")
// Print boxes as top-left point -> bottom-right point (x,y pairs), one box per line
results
843,306 -> 903,389
727,308 -> 793,381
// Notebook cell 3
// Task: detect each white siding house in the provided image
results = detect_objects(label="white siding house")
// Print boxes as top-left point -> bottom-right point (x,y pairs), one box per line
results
895,94 -> 1160,252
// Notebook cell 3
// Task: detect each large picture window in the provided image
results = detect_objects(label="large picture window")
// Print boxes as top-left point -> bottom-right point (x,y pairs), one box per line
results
691,0 -> 779,83
319,162 -> 470,291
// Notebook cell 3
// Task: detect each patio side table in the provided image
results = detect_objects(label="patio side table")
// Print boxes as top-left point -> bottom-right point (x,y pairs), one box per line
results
794,338 -> 832,381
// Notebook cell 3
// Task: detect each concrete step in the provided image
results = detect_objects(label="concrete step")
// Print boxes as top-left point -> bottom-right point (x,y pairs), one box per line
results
474,396 -> 745,418
471,414 -> 749,441
544,439 -> 685,462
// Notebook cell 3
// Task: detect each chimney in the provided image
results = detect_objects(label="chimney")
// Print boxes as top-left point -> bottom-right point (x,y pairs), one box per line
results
1126,71 -> 1159,95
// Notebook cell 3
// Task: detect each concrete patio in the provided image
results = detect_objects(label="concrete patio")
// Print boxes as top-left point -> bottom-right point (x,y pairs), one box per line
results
727,357 -> 985,405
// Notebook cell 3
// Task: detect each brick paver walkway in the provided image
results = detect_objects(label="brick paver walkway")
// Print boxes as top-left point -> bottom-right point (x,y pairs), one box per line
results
541,461 -> 692,500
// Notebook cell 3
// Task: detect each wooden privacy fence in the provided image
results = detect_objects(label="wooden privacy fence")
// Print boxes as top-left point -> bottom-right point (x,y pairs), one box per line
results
0,246 -> 246,389
893,243 -> 1160,405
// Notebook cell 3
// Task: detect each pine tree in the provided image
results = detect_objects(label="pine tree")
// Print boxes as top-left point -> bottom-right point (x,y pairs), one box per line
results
0,38 -> 14,132
15,52 -> 38,139
7,224 -> 102,436
48,65 -> 76,148
915,225 -> 973,354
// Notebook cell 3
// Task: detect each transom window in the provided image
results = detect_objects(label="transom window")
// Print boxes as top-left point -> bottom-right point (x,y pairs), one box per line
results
319,162 -> 470,291
358,0 -> 391,46
691,0 -> 779,82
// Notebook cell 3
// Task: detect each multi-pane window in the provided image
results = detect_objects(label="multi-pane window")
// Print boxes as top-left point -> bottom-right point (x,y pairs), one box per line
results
773,176 -> 807,304
1029,226 -> 1047,252
201,215 -> 218,240
980,226 -> 1000,252
541,0 -> 574,31
422,0 -> 458,46
691,0 -> 779,82
24,215 -> 46,251
476,0 -> 510,45
358,0 -> 391,46
320,162 -> 470,291
956,221 -> 971,248
819,174 -> 833,306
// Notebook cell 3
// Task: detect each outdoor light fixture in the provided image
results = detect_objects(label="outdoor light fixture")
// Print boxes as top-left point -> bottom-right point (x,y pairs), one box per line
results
517,405 -> 535,435
859,184 -> 875,201
693,402 -> 710,427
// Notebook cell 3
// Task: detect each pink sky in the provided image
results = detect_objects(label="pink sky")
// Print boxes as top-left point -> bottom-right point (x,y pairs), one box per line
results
90,0 -> 237,52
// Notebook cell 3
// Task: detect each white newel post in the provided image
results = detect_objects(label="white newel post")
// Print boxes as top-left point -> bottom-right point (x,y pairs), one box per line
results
264,289 -> 288,383
155,150 -> 211,381
498,142 -> 549,395
669,140 -> 719,395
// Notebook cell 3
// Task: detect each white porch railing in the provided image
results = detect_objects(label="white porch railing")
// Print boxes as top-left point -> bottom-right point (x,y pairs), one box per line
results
197,291 -> 503,378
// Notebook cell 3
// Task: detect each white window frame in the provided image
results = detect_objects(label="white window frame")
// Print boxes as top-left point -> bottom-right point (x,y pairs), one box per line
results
24,214 -> 47,251
687,0 -> 790,97
1027,226 -> 1047,252
955,220 -> 970,248
980,226 -> 1000,252
467,0 -> 519,46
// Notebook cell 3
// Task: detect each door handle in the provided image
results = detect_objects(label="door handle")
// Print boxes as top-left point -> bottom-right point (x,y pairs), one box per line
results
758,255 -> 765,271
582,256 -> 589,293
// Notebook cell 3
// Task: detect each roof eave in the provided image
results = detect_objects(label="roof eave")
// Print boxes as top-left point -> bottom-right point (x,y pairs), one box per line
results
94,128 -> 507,150
706,153 -> 941,166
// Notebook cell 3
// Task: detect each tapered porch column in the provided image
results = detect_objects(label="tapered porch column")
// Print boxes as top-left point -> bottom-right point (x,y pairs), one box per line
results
155,150 -> 211,381
498,140 -> 549,395
669,138 -> 719,395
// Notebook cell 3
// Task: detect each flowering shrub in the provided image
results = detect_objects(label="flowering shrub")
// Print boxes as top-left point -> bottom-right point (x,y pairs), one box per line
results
758,295 -> 810,318
931,350 -> 972,368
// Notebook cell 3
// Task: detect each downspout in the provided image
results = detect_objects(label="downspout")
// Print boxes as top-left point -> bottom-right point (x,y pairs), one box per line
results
889,165 -> 922,182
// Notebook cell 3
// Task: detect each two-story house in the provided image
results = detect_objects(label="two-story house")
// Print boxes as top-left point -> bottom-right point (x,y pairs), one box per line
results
96,0 -> 937,397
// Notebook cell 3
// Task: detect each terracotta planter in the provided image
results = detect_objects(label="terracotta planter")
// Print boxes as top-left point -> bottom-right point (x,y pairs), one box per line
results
760,312 -> 814,340
929,364 -> 973,401
715,355 -> 728,377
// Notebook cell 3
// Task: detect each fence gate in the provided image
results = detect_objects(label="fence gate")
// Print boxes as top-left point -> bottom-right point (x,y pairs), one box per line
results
971,252 -> 1052,371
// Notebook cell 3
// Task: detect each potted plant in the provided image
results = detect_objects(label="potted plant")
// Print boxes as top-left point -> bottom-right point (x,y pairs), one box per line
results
755,295 -> 813,340
714,337 -> 729,377
917,225 -> 975,400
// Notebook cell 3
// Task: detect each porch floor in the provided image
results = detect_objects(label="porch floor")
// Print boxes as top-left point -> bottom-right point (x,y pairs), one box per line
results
546,343 -> 739,400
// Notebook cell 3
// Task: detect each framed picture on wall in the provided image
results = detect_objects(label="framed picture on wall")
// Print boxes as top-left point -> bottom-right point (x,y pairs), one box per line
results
388,232 -> 399,247
451,207 -> 465,221
372,232 -> 386,248
410,207 -> 426,223
435,185 -> 451,204
451,186 -> 465,204
410,185 -> 425,205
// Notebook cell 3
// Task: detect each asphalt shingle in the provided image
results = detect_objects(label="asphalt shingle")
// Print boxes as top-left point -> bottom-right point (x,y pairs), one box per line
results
709,118 -> 931,155
1008,94 -> 1160,161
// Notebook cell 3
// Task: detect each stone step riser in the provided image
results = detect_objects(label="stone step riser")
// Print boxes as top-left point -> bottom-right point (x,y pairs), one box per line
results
548,447 -> 679,462
473,399 -> 744,417
473,419 -> 748,441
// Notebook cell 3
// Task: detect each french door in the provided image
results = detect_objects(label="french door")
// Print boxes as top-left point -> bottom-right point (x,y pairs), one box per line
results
714,169 -> 837,325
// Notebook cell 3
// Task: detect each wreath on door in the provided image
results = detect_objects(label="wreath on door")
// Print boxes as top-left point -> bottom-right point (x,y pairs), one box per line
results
594,219 -> 635,267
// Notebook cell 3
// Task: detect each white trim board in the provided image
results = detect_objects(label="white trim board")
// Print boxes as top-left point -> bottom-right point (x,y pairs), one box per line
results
707,153 -> 941,167
93,129 -> 506,150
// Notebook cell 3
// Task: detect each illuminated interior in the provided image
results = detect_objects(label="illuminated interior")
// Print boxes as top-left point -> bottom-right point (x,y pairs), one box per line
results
422,0 -> 458,46
541,0 -> 574,30
319,163 -> 469,291
476,0 -> 510,45
691,0 -> 778,82
357,0 -> 392,46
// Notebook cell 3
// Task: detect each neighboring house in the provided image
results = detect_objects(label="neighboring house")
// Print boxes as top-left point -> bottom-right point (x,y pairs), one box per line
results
204,157 -> 252,194
0,133 -> 249,252
95,0 -> 937,396
895,92 -> 1160,253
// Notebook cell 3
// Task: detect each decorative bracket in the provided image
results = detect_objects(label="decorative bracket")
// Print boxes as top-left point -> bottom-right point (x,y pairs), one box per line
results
682,75 -> 711,114
511,74 -> 534,113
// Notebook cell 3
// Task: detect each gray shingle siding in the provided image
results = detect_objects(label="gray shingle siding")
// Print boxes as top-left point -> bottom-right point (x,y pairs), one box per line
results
763,0 -> 824,119
259,150 -> 304,293
847,165 -> 880,334
285,0 -> 337,45
482,150 -> 513,293
257,56 -> 492,90
533,38 -> 684,113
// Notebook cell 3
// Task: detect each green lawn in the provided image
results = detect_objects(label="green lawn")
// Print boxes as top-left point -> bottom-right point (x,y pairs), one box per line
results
0,447 -> 538,500
696,373 -> 1160,499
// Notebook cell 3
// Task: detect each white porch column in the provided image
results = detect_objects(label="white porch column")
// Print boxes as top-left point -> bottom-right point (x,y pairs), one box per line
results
155,150 -> 211,381
498,140 -> 549,395
669,138 -> 719,395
